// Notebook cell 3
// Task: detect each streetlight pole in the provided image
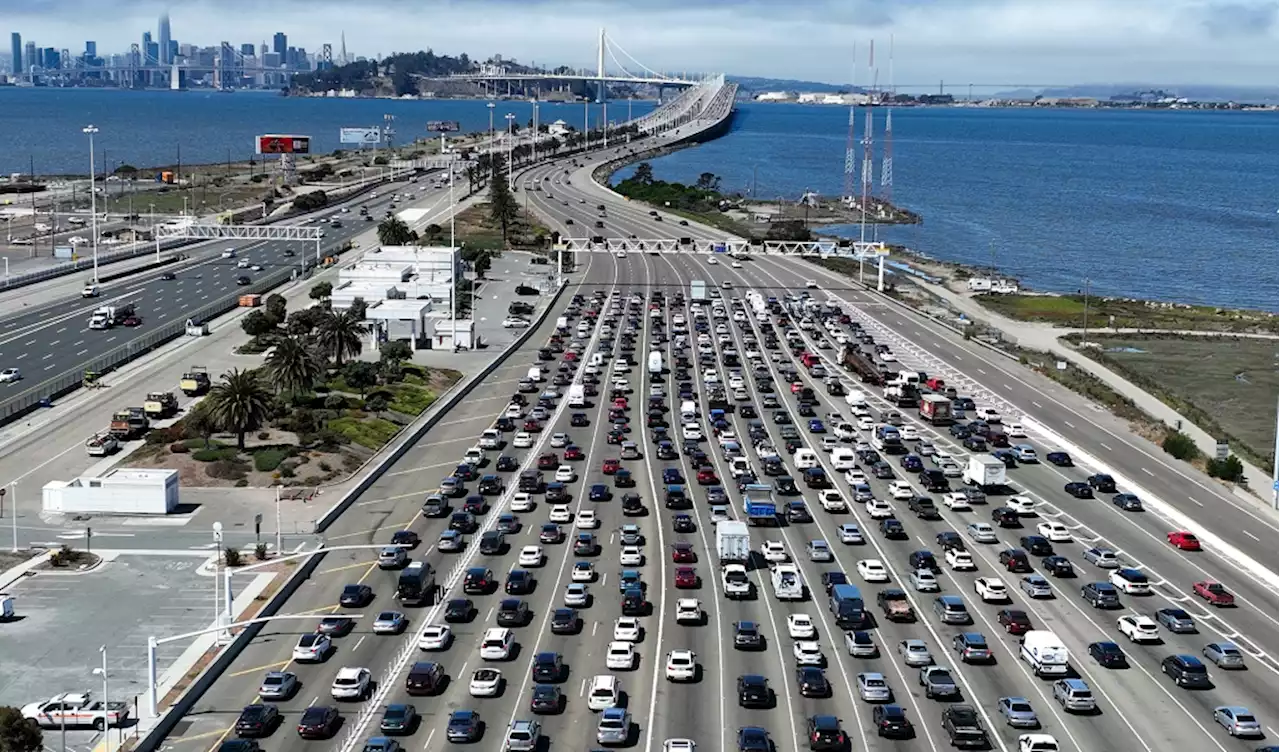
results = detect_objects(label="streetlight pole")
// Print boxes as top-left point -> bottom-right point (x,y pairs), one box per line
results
274,487 -> 282,555
505,113 -> 515,189
531,99 -> 539,164
603,102 -> 608,148
9,482 -> 16,552
212,521 -> 224,635
487,102 -> 495,155
93,646 -> 108,743
583,99 -> 590,152
83,125 -> 100,283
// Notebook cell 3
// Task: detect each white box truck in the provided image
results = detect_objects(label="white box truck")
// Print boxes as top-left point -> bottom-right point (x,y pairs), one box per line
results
1019,630 -> 1069,676
568,384 -> 586,408
648,350 -> 663,375
715,520 -> 750,564
964,455 -> 1007,490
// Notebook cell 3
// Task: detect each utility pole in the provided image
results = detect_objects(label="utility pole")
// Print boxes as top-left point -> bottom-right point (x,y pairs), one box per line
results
1081,278 -> 1091,342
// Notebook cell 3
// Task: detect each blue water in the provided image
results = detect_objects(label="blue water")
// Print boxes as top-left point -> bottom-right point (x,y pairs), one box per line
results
0,87 -> 650,174
2,89 -> 1275,310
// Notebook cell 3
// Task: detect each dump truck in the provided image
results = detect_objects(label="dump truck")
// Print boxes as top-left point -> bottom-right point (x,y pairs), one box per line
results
741,483 -> 777,526
143,392 -> 178,419
918,394 -> 954,425
108,407 -> 149,440
180,367 -> 211,396
839,345 -> 885,386
85,433 -> 119,457
22,692 -> 130,731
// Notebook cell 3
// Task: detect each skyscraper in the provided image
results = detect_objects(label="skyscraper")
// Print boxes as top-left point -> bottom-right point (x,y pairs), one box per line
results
85,41 -> 96,58
9,32 -> 20,75
158,12 -> 171,64
272,32 -> 287,56
24,41 -> 36,71
142,31 -> 154,64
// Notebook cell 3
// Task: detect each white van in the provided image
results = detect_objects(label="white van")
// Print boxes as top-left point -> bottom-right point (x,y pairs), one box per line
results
587,675 -> 619,711
844,390 -> 867,408
830,448 -> 857,470
527,366 -> 543,382
680,400 -> 697,421
794,449 -> 819,470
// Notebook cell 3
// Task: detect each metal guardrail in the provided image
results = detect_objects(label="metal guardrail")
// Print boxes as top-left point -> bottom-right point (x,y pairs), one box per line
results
0,238 -> 190,291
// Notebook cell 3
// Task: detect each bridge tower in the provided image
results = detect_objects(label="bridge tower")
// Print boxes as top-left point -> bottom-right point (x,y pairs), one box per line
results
596,27 -> 606,103
321,43 -> 333,69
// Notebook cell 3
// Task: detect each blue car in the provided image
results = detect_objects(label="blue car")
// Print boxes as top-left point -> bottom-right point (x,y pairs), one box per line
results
589,484 -> 610,501
662,468 -> 684,484
618,569 -> 643,593
446,710 -> 481,742
807,419 -> 826,434
900,455 -> 924,472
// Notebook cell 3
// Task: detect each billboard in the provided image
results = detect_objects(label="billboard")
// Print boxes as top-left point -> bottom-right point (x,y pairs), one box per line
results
255,134 -> 311,155
339,127 -> 381,145
426,120 -> 461,133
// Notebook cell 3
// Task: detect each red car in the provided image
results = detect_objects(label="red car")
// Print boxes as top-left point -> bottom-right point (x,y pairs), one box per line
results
523,419 -> 542,432
1193,581 -> 1234,606
671,543 -> 696,563
602,459 -> 621,475
790,382 -> 804,394
612,398 -> 628,410
122,316 -> 142,327
563,446 -> 584,461
563,351 -> 578,362
695,469 -> 718,485
536,453 -> 558,470
673,566 -> 698,588
997,608 -> 1033,635
1167,531 -> 1201,551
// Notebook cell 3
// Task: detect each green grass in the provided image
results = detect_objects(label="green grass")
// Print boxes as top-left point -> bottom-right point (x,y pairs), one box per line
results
329,416 -> 401,450
253,448 -> 291,472
1070,334 -> 1277,472
977,294 -> 1277,334
382,383 -> 438,416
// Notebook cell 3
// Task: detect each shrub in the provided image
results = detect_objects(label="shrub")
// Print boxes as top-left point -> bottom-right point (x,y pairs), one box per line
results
207,460 -> 248,480
1206,455 -> 1245,483
254,543 -> 269,561
254,449 -> 290,472
319,461 -> 332,472
280,464 -> 297,478
224,547 -> 243,567
170,442 -> 190,454
146,429 -> 173,445
235,479 -> 249,487
1161,431 -> 1201,461
192,447 -> 235,462
325,394 -> 348,410
257,431 -> 271,440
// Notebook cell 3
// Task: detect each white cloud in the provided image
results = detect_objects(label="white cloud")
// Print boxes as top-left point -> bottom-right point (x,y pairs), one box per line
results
8,0 -> 1277,86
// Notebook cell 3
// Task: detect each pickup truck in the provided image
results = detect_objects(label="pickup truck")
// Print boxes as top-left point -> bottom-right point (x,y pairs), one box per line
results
22,692 -> 130,730
1192,581 -> 1235,606
722,564 -> 752,599
919,666 -> 960,699
876,588 -> 915,622
941,705 -> 989,749
85,433 -> 119,457
143,391 -> 178,419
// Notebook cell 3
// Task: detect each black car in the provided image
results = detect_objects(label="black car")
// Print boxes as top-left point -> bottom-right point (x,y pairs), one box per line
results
879,518 -> 906,539
999,549 -> 1032,572
991,449 -> 1018,468
1046,451 -> 1073,467
1088,473 -> 1117,493
1089,641 -> 1128,668
963,435 -> 988,452
296,706 -> 341,739
390,530 -> 420,548
478,475 -> 504,495
1064,482 -> 1093,499
673,514 -> 696,533
496,598 -> 530,627
531,652 -> 564,683
1020,535 -> 1054,556
339,584 -> 372,607
550,608 -> 579,634
1042,555 -> 1075,577
795,666 -> 830,698
807,715 -> 847,750
991,507 -> 1020,528
773,476 -> 798,495
1112,493 -> 1144,511
621,493 -> 645,515
872,705 -> 913,739
443,598 -> 474,622
463,567 -> 494,594
404,661 -> 444,696
734,621 -> 765,650
530,684 -> 562,714
449,512 -> 477,533
160,271 -> 177,280
737,726 -> 771,752
235,704 -> 279,738
545,483 -> 570,503
787,501 -> 812,523
379,704 -> 418,735
479,531 -> 506,555
900,455 -> 924,472
574,533 -> 598,555
505,569 -> 534,594
496,514 -> 520,535
236,275 -> 251,286
936,531 -> 965,551
737,674 -> 771,708
570,412 -> 590,427
496,455 -> 519,472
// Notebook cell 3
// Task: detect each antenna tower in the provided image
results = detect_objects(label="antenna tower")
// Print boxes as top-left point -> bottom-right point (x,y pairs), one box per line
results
841,44 -> 857,201
858,40 -> 875,243
880,35 -> 894,205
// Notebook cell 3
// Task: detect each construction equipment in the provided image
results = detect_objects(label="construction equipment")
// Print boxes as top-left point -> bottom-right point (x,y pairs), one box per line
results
143,392 -> 178,418
108,407 -> 149,440
180,367 -> 211,396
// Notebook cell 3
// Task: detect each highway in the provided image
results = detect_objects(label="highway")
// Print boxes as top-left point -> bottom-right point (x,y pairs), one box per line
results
0,180 -> 447,416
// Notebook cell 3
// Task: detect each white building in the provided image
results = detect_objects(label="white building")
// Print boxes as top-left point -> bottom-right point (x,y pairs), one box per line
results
43,468 -> 180,515
333,244 -> 464,350
547,119 -> 571,137
754,91 -> 794,102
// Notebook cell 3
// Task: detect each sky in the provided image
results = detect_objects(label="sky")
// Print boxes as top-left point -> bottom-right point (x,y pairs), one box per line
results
7,0 -> 1279,89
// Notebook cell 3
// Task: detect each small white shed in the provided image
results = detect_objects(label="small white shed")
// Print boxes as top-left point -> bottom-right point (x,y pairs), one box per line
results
43,468 -> 180,515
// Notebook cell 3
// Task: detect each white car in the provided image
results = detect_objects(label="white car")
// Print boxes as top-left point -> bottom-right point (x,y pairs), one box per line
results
878,351 -> 897,362
550,433 -> 569,448
417,624 -> 451,651
1117,615 -> 1161,643
888,481 -> 914,500
1037,522 -> 1072,542
974,577 -> 1009,602
512,431 -> 535,448
966,522 -> 998,543
512,492 -> 535,512
707,257 -> 718,265
1007,423 -> 1027,438
945,548 -> 976,570
675,598 -> 702,624
564,583 -> 590,607
619,546 -> 644,566
330,667 -> 371,700
1007,496 -> 1037,515
900,424 -> 919,441
614,617 -> 642,642
856,416 -> 876,431
1018,734 -> 1059,752
469,668 -> 503,696
502,318 -> 530,329
731,261 -> 743,269
844,468 -> 868,486
479,628 -> 515,660
615,251 -> 626,258
518,546 -> 544,567
549,504 -> 572,522
292,633 -> 331,662
505,403 -> 524,419
978,407 -> 1002,423
865,499 -> 893,519
554,465 -> 575,483
857,559 -> 890,582
761,541 -> 788,562
572,560 -> 595,582
838,523 -> 863,544
0,368 -> 20,383
665,649 -> 697,681
787,614 -> 817,639
606,641 -> 636,670
612,359 -> 630,374
682,423 -> 703,441
942,492 -> 971,510
793,641 -> 824,666
576,510 -> 600,530
818,490 -> 846,512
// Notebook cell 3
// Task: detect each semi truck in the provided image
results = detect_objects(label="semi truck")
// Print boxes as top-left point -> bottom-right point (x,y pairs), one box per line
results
715,520 -> 750,564
690,279 -> 708,303
770,563 -> 804,600
838,345 -> 885,386
395,561 -> 436,606
180,367 -> 211,396
741,483 -> 777,526
964,455 -> 1007,491
918,394 -> 954,425
22,692 -> 130,731
88,304 -> 134,330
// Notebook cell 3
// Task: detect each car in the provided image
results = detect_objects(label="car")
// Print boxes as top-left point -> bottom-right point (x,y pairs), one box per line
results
317,615 -> 355,637
330,667 -> 372,700
1213,706 -> 1264,738
844,630 -> 878,657
292,633 -> 331,662
236,275 -> 251,286
1045,451 -> 1073,467
761,540 -> 788,562
942,492 -> 970,510
857,559 -> 889,582
517,545 -> 544,567
856,671 -> 892,702
296,706 -> 341,739
675,598 -> 702,624
403,661 -> 444,696
603,640 -> 635,670
1117,614 -> 1162,642
257,670 -> 299,700
1112,493 -> 1144,511
1161,654 -> 1212,689
572,560 -> 595,582
737,726 -> 771,752
462,666 -> 502,700
503,318 -> 531,328
414,622 -> 451,650
479,628 -> 515,660
1193,581 -> 1234,606
443,598 -> 474,622
1021,534 -> 1053,556
838,523 -> 863,544
898,639 -> 933,667
887,480 -> 914,500
788,614 -> 817,639
339,583 -> 373,607
945,548 -> 975,571
529,684 -> 562,715
0,368 -> 21,383
872,705 -> 914,739
737,674 -> 771,708
564,582 -> 591,607
1089,641 -> 1128,668
1083,547 -> 1120,568
998,608 -> 1034,634
372,611 -> 407,635
1156,607 -> 1198,633
1063,482 -> 1092,499
596,707 -> 632,745
1006,496 -> 1037,515
446,710 -> 482,742
975,577 -> 1009,602
734,621 -> 765,650
613,616 -> 642,642
234,704 -> 280,738
530,651 -> 564,683
1203,641 -> 1246,669
665,649 -> 697,681
919,666 -> 959,699
1037,521 -> 1072,542
999,549 -> 1031,572
910,568 -> 939,592
379,704 -> 418,735
549,504 -> 572,522
953,632 -> 993,663
1020,575 -> 1053,598
807,540 -> 833,562
620,546 -> 643,566
998,697 -> 1040,729
1042,555 -> 1075,578
966,522 -> 998,543
674,566 -> 698,588
866,499 -> 893,518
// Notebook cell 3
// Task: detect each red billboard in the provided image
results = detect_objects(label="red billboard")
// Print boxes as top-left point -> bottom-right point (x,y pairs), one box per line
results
256,134 -> 311,154
426,120 -> 461,133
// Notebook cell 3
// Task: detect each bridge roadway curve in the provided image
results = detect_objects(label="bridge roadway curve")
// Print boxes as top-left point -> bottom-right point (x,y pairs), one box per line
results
0,183 -> 435,414
523,156 -> 1280,624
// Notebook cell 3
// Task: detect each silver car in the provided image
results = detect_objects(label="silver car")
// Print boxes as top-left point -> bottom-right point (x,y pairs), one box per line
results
596,708 -> 631,745
378,546 -> 407,568
1203,642 -> 1246,669
258,671 -> 298,700
856,672 -> 892,702
1213,706 -> 1263,737
1020,575 -> 1053,598
565,583 -> 590,607
997,696 -> 1039,728
372,611 -> 407,635
966,523 -> 998,544
807,540 -> 834,562
898,639 -> 933,667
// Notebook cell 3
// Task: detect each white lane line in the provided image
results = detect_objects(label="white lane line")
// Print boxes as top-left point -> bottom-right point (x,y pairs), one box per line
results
1141,467 -> 1155,477
76,349 -> 88,356
352,635 -> 366,651
1242,530 -> 1260,542
1032,400 -> 1043,408
421,729 -> 434,750
41,353 -> 52,360
977,367 -> 987,374
1063,420 -> 1075,428
1188,496 -> 1204,507
1099,443 -> 1112,451
15,354 -> 25,360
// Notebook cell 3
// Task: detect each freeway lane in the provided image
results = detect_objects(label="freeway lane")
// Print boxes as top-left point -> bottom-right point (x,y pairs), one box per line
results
0,182 -> 438,415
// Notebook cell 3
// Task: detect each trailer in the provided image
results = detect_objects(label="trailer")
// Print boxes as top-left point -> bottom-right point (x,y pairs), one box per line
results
179,367 -> 211,396
964,455 -> 1007,491
715,521 -> 750,564
143,392 -> 178,419
741,483 -> 777,525
919,394 -> 954,425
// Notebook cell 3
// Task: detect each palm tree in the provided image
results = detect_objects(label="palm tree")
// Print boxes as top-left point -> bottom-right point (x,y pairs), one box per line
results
377,215 -> 415,246
264,336 -> 323,395
206,369 -> 273,450
184,402 -> 217,449
317,308 -> 369,367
